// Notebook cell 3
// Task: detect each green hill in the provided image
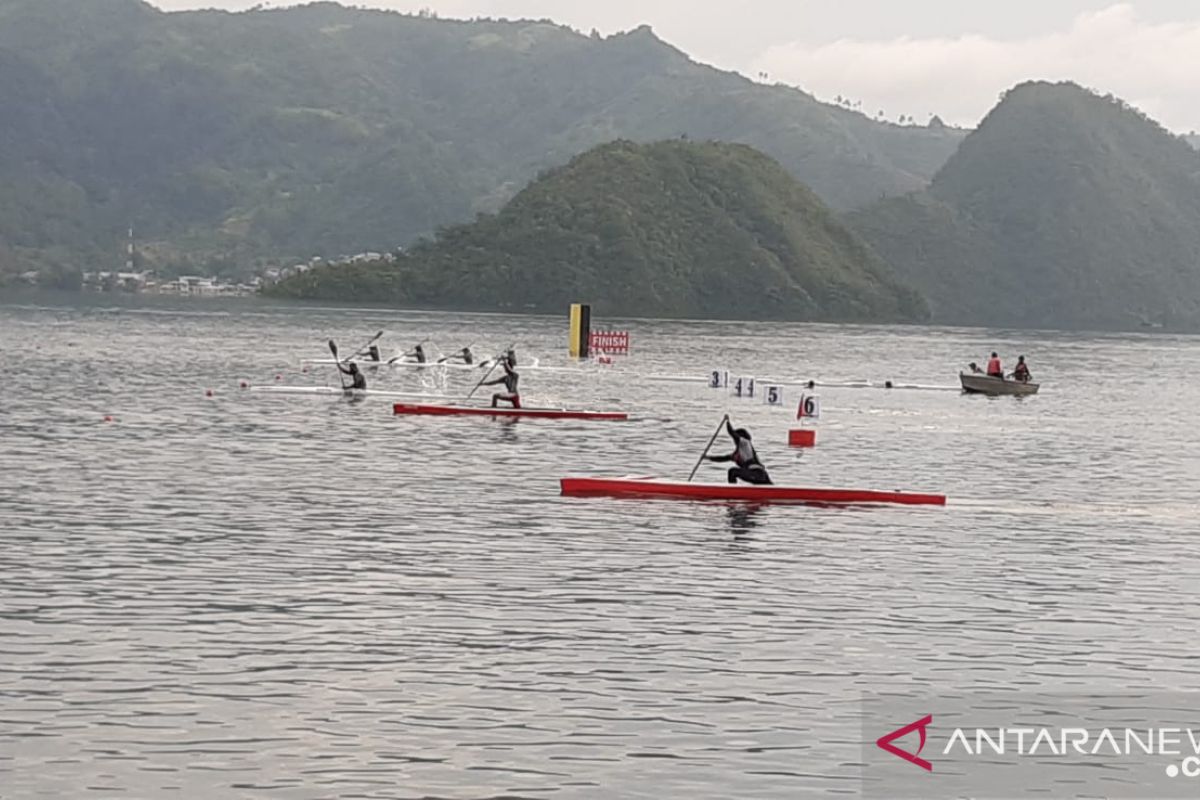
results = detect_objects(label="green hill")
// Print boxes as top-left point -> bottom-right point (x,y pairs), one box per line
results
0,0 -> 963,281
269,140 -> 930,321
849,82 -> 1200,330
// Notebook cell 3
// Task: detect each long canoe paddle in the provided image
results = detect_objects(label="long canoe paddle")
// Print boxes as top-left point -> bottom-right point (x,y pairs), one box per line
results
688,414 -> 729,482
329,340 -> 348,390
464,342 -> 516,403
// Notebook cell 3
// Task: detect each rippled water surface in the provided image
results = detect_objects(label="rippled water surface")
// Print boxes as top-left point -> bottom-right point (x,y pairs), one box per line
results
2,294 -> 1199,798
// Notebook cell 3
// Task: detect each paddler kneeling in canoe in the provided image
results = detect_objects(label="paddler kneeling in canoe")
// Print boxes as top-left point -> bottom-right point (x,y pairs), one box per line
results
482,353 -> 520,408
339,361 -> 367,391
706,419 -> 772,485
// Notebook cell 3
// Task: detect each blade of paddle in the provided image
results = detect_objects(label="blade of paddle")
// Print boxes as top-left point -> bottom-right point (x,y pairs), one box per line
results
329,340 -> 347,390
688,415 -> 728,482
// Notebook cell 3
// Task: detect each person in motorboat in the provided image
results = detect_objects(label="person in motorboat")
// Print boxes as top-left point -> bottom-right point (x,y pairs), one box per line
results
1012,355 -> 1032,382
986,352 -> 1004,378
339,361 -> 367,390
707,419 -> 772,485
483,355 -> 521,408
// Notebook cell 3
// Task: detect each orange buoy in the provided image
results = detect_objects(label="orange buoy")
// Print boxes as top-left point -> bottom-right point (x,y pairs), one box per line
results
788,429 -> 816,448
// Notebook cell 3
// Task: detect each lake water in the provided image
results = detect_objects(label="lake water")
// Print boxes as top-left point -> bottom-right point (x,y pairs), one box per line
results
2,294 -> 1199,798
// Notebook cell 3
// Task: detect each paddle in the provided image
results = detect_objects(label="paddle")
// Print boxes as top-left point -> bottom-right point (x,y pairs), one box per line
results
688,414 -> 729,482
329,340 -> 347,390
464,343 -> 515,403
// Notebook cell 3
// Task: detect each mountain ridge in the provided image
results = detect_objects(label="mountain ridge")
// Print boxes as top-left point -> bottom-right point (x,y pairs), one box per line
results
849,81 -> 1200,331
269,139 -> 930,323
0,0 -> 964,280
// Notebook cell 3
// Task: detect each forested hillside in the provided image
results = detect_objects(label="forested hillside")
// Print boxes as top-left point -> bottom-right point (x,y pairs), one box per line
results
849,82 -> 1200,330
270,140 -> 929,322
0,0 -> 963,281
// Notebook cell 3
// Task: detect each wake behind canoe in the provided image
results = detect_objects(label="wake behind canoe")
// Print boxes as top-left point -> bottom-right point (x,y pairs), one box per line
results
560,476 -> 946,506
393,402 -> 628,421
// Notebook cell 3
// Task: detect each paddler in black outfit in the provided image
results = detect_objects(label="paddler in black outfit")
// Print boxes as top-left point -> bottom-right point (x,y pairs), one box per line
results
366,344 -> 382,362
482,355 -> 520,408
439,346 -> 474,365
339,361 -> 367,390
412,344 -> 427,364
707,420 -> 772,485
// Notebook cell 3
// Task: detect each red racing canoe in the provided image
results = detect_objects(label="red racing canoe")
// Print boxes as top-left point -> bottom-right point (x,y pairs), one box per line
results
393,402 -> 628,421
560,476 -> 946,506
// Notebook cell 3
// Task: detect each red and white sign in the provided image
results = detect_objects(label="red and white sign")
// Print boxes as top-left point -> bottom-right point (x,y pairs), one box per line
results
589,330 -> 630,355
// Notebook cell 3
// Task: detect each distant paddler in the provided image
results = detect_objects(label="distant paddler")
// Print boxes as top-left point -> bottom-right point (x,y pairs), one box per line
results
482,353 -> 520,408
387,341 -> 430,365
438,345 -> 475,366
339,361 -> 367,391
705,418 -> 772,485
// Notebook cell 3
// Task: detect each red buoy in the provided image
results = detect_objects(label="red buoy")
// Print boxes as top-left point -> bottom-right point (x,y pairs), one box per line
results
240,381 -> 249,389
788,429 -> 816,448
103,415 -> 114,423
275,374 -> 283,381
206,389 -> 214,397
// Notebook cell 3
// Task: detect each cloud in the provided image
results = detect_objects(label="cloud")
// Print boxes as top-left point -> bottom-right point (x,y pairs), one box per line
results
748,4 -> 1200,132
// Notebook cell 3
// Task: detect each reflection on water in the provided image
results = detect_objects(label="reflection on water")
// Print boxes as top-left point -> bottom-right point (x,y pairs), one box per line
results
725,502 -> 766,537
1,295 -> 1199,798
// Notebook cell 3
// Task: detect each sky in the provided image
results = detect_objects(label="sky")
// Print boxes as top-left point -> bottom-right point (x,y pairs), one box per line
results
148,1 -> 1200,132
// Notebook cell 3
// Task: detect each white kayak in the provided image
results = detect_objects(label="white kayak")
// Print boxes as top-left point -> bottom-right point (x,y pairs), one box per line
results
248,385 -> 457,400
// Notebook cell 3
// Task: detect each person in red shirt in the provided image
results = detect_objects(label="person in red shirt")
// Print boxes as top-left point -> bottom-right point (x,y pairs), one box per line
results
986,352 -> 1004,378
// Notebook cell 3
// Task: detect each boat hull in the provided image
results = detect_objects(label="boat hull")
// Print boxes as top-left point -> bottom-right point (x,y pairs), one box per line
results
560,476 -> 945,506
393,403 -> 628,420
959,372 -> 1039,396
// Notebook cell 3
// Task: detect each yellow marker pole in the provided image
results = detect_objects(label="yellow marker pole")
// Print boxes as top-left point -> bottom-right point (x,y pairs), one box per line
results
568,303 -> 591,358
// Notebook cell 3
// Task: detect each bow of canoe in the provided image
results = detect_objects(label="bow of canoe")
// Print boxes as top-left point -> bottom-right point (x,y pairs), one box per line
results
560,476 -> 946,506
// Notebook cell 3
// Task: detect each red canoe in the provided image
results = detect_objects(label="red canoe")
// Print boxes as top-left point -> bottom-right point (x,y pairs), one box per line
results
393,402 -> 628,420
560,476 -> 946,506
